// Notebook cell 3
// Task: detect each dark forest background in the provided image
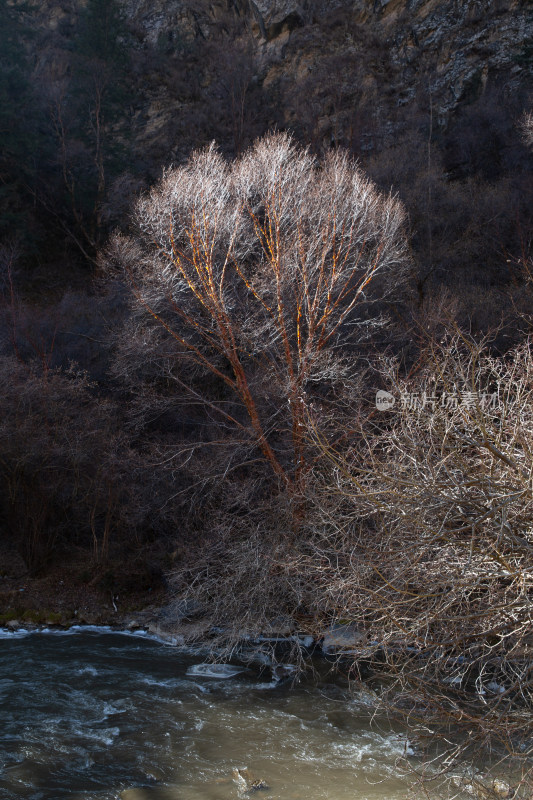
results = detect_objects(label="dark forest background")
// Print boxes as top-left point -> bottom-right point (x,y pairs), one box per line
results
1,0 -> 532,584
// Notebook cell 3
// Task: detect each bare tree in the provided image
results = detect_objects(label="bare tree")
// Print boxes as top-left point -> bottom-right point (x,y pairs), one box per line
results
521,111 -> 533,149
106,133 -> 408,495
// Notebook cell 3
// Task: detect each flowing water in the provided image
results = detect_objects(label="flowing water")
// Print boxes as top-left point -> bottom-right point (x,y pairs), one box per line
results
0,627 -> 417,800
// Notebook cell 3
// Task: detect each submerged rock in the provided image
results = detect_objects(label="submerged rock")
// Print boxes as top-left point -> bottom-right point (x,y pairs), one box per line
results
272,663 -> 299,682
320,622 -> 367,653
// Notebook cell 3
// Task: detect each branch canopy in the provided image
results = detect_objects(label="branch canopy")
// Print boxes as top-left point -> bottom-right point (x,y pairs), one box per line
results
107,133 -> 409,482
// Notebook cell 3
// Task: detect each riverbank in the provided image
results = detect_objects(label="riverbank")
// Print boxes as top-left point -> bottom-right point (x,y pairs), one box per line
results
0,543 -> 304,648
0,542 -> 171,630
0,544 -> 362,659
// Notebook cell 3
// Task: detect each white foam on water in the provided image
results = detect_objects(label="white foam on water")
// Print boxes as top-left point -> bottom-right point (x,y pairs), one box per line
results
62,724 -> 121,747
139,676 -> 188,690
101,701 -> 128,718
39,625 -> 114,635
188,682 -> 212,694
75,665 -> 98,676
0,624 -> 199,652
0,627 -> 31,639
120,628 -> 185,647
253,681 -> 281,690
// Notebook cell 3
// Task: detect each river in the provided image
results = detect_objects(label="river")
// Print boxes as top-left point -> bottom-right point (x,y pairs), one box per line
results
0,627 -> 418,800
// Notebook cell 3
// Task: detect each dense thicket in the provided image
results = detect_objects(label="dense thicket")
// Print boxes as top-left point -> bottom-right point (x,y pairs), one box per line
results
0,0 -> 138,267
0,1 -> 42,245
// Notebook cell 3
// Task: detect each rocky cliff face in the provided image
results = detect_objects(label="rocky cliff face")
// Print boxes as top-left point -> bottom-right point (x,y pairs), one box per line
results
23,0 -> 532,164
112,0 -> 532,157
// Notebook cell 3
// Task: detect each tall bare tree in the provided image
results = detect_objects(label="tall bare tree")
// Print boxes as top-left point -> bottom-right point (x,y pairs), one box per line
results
107,133 -> 408,493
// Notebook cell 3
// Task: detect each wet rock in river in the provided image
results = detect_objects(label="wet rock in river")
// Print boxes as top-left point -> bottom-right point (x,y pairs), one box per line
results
232,768 -> 270,794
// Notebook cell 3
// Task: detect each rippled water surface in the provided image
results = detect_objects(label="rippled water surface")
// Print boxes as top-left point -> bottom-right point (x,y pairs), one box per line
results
0,628 -> 414,800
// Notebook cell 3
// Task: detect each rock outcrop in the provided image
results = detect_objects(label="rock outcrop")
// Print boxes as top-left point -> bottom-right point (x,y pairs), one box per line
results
23,0 -> 532,163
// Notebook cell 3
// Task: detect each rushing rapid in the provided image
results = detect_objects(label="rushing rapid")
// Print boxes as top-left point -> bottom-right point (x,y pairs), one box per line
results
0,628 -> 413,800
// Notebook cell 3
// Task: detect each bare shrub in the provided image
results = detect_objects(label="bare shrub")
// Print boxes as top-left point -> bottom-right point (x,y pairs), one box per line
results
0,355 -> 153,573
521,111 -> 533,149
305,334 -> 533,787
172,491 -> 308,644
